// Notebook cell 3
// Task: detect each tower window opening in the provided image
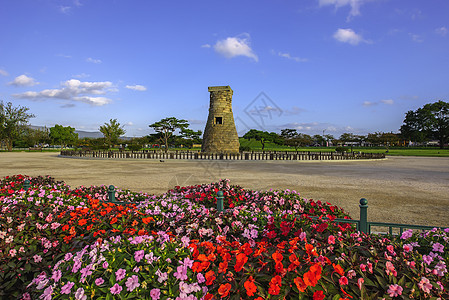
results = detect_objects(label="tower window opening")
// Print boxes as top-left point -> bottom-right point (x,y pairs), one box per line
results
215,117 -> 223,125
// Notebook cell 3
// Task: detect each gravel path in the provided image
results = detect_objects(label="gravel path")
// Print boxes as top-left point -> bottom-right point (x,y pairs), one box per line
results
1,152 -> 448,227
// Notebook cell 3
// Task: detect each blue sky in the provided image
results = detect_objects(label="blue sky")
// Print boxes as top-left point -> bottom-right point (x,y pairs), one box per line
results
1,0 -> 448,138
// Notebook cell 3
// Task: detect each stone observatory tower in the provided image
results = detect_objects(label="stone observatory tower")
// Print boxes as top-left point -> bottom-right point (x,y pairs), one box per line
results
202,86 -> 240,153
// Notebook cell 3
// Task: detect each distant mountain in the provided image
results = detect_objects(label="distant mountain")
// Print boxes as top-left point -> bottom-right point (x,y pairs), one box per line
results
29,125 -> 132,140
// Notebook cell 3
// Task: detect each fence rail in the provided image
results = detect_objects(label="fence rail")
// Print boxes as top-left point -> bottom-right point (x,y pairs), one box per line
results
100,185 -> 446,236
60,149 -> 385,161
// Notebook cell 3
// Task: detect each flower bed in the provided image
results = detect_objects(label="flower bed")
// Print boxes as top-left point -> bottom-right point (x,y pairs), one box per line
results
0,175 -> 448,299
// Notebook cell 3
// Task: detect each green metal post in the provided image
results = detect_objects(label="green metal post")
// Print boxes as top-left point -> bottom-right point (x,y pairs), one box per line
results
108,185 -> 116,202
23,180 -> 30,191
359,198 -> 368,234
217,191 -> 224,212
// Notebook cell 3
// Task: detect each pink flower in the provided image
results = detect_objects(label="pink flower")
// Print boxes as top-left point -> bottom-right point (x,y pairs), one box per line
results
150,288 -> 161,300
115,268 -> 126,281
432,242 -> 444,253
339,276 -> 349,286
75,287 -> 86,300
125,275 -> 140,292
385,261 -> 397,277
328,235 -> 335,244
51,269 -> 62,282
403,244 -> 413,252
95,278 -> 104,286
387,284 -> 403,297
60,281 -> 74,294
418,277 -> 432,294
134,250 -> 145,263
357,277 -> 364,290
110,283 -> 123,295
33,254 -> 42,263
9,249 -> 17,257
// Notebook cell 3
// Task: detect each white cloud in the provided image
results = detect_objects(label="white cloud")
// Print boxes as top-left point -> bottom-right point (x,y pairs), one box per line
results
86,57 -> 102,64
57,54 -> 72,59
213,34 -> 258,62
318,0 -> 366,20
409,33 -> 423,43
9,75 -> 39,87
73,73 -> 90,78
0,69 -> 8,76
12,79 -> 114,106
435,26 -> 447,36
125,84 -> 147,91
278,52 -> 308,62
333,28 -> 365,45
60,6 -> 71,14
363,101 -> 376,107
363,99 -> 394,107
125,122 -> 134,126
380,99 -> 394,105
201,44 -> 211,48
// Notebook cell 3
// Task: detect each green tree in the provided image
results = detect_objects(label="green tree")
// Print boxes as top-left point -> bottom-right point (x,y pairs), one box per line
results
99,119 -> 126,149
180,128 -> 202,148
149,117 -> 189,153
243,129 -> 274,150
284,133 -> 313,151
400,100 -> 449,148
324,134 -> 335,147
0,101 -> 35,151
19,127 -> 50,148
313,134 -> 325,146
49,125 -> 78,148
280,128 -> 297,141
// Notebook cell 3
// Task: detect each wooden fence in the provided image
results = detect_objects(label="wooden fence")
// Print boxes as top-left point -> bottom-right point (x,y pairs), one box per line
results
60,150 -> 385,161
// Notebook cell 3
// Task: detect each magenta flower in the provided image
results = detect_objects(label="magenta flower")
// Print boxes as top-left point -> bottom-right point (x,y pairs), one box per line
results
387,284 -> 403,297
150,288 -> 161,300
110,283 -> 123,295
432,242 -> 444,253
95,278 -> 104,286
400,229 -> 413,240
125,275 -> 140,292
115,268 -> 126,281
60,281 -> 74,294
134,250 -> 145,262
102,261 -> 109,269
51,269 -> 62,282
423,255 -> 433,265
33,254 -> 43,263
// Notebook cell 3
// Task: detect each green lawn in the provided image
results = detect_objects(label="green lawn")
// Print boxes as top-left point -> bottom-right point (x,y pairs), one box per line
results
238,138 -> 449,157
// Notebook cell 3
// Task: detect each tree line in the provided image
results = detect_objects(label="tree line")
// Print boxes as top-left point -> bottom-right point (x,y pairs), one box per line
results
1,100 -> 448,152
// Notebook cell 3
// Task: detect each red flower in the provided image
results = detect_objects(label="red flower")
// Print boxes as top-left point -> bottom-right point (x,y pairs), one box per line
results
268,275 -> 282,295
294,276 -> 307,292
272,252 -> 283,263
339,276 -> 349,286
275,261 -> 284,273
234,253 -> 248,272
205,270 -> 216,285
333,263 -> 344,276
110,217 -> 118,224
78,219 -> 87,226
303,263 -> 322,287
313,290 -> 325,300
244,276 -> 257,296
218,283 -> 231,298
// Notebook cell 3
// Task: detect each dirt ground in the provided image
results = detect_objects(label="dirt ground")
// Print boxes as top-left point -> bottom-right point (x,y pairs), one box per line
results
0,152 -> 448,227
